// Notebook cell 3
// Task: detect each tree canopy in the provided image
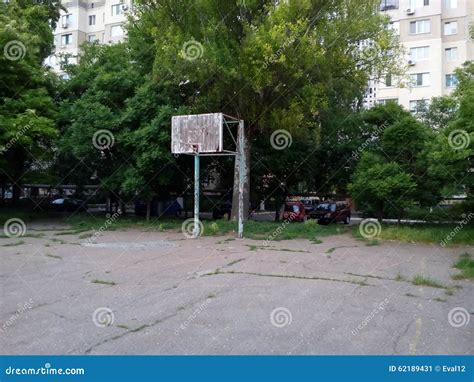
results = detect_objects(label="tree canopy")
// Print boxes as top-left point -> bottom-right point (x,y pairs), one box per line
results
1,0 -> 472,223
0,0 -> 61,202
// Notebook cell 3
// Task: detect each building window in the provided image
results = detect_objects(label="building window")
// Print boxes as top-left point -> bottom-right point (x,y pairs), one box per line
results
410,0 -> 429,7
61,14 -> 71,28
385,75 -> 392,87
87,34 -> 97,42
444,21 -> 458,35
110,25 -> 123,37
410,72 -> 430,87
445,74 -> 458,88
61,33 -> 72,45
410,20 -> 430,34
410,46 -> 430,61
409,100 -> 425,112
111,4 -> 122,16
444,0 -> 457,8
445,47 -> 458,61
89,15 -> 96,25
380,0 -> 398,11
378,99 -> 398,105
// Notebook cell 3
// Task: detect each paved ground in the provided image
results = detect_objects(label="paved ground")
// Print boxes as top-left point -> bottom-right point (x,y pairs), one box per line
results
1,222 -> 472,355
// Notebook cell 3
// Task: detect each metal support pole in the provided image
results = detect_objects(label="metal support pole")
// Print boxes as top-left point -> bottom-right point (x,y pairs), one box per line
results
238,120 -> 245,239
194,154 -> 200,238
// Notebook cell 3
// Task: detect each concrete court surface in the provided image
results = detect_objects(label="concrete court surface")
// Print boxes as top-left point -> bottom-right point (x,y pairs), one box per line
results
0,224 -> 472,355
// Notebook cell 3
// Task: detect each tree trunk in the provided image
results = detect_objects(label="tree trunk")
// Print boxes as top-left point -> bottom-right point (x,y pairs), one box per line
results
120,199 -> 126,216
397,208 -> 403,224
12,183 -> 21,206
274,202 -> 281,222
230,126 -> 250,220
146,197 -> 151,222
274,194 -> 283,222
377,202 -> 384,222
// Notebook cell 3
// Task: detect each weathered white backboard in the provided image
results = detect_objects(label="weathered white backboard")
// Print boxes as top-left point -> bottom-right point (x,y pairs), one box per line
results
171,113 -> 224,154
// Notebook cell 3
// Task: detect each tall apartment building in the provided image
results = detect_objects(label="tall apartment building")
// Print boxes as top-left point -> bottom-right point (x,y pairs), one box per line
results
363,0 -> 474,111
45,0 -> 132,76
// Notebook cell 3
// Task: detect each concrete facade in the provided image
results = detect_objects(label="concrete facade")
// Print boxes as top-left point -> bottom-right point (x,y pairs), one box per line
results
45,0 -> 131,76
364,0 -> 474,111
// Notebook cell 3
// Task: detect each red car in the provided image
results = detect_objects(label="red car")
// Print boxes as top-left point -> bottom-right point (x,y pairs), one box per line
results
310,201 -> 351,225
282,201 -> 306,222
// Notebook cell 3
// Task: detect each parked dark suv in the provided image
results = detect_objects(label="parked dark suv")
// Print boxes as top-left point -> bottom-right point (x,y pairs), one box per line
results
310,201 -> 351,225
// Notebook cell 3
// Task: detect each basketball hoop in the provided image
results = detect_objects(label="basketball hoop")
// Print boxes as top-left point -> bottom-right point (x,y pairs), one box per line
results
171,113 -> 246,239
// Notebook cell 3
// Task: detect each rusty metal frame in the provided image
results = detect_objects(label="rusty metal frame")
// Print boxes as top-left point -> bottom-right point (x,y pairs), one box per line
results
171,113 -> 245,239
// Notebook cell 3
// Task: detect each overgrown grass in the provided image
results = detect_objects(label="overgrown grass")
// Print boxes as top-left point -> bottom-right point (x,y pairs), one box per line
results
412,275 -> 446,289
452,253 -> 474,281
2,209 -> 473,245
0,209 -> 50,225
352,223 -> 474,246
366,239 -> 380,246
65,214 -> 349,241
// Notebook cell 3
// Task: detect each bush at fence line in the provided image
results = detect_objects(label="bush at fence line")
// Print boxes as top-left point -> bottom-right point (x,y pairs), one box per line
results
208,222 -> 220,235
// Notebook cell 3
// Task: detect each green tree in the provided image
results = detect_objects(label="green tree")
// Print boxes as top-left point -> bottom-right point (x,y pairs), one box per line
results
120,83 -> 189,220
381,116 -> 443,207
130,0 -> 402,219
349,104 -> 447,219
350,152 -> 416,221
57,43 -> 142,211
428,61 -> 474,209
58,42 -> 188,216
418,96 -> 458,130
0,0 -> 61,203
